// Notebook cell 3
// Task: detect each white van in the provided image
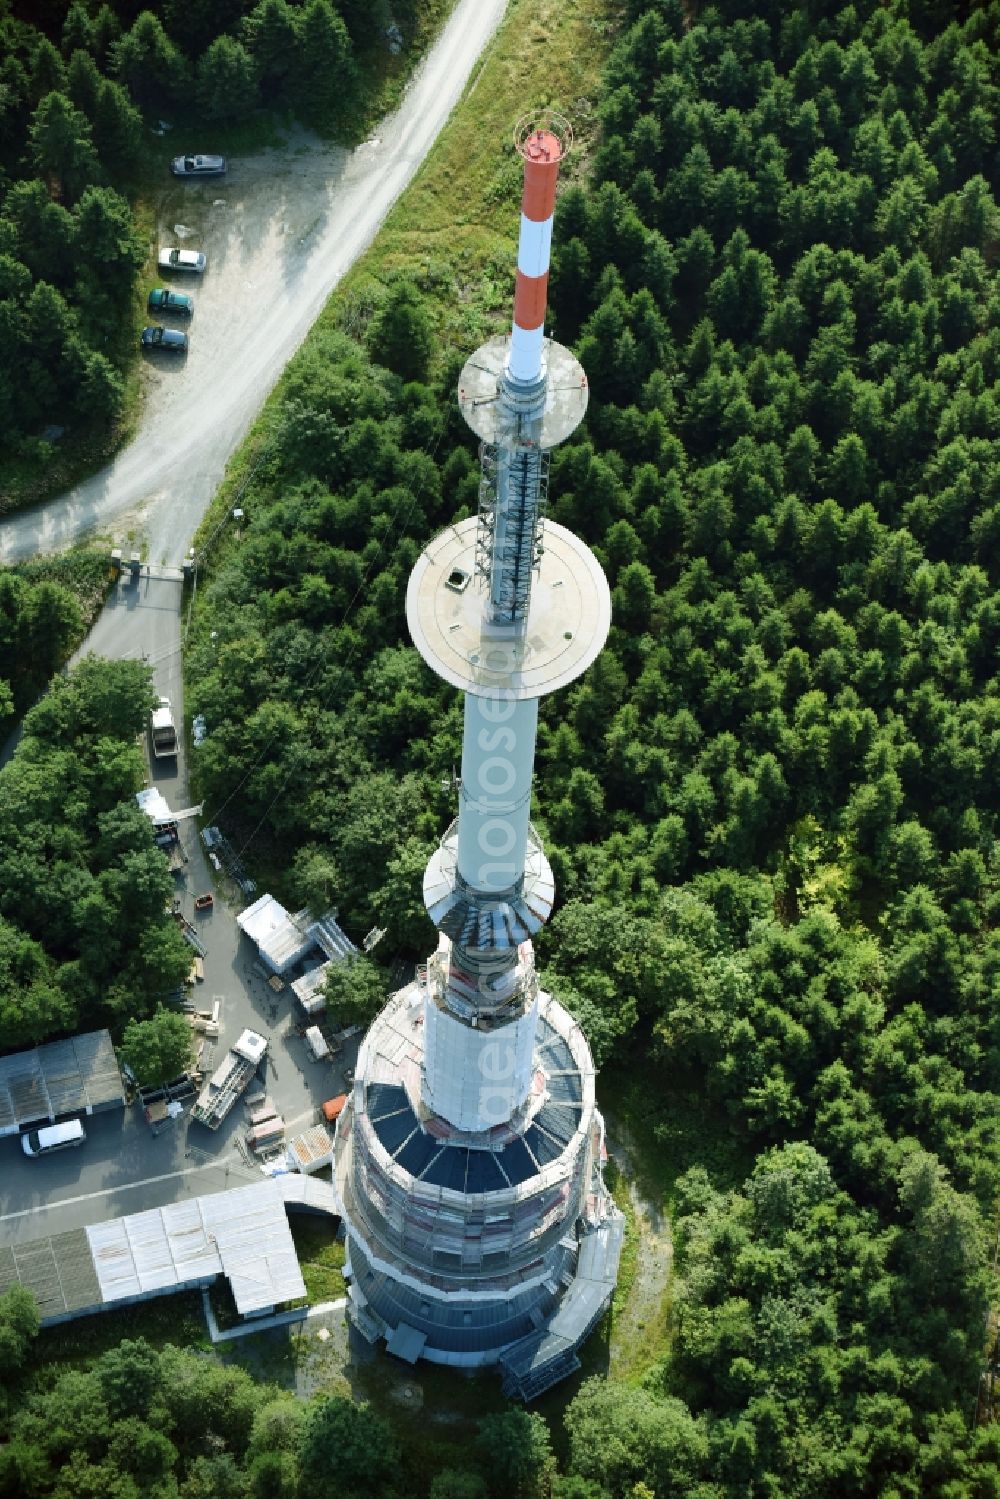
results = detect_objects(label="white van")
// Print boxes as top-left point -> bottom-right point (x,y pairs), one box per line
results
21,1119 -> 86,1156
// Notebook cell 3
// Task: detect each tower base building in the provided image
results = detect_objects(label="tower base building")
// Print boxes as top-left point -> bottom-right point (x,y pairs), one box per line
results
335,119 -> 622,1401
334,964 -> 622,1397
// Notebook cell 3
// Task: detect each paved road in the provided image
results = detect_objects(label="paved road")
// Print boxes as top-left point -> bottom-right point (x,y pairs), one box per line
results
0,0 -> 507,567
0,574 -> 358,1247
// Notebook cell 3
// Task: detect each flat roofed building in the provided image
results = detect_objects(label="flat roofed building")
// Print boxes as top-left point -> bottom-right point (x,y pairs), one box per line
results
0,1180 -> 312,1324
0,1030 -> 124,1138
237,894 -> 315,976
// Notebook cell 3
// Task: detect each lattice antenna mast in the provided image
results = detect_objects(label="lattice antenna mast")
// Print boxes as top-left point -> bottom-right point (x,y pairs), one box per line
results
475,119 -> 569,623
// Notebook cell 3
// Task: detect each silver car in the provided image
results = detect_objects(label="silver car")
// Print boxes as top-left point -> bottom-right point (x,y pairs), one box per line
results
171,153 -> 227,177
158,247 -> 207,274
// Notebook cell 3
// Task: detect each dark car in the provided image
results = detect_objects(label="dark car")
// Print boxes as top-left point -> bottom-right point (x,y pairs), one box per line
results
147,287 -> 193,317
140,325 -> 188,353
170,153 -> 227,178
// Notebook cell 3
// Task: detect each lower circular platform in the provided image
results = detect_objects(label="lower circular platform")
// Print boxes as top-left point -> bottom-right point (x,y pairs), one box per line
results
406,518 -> 611,699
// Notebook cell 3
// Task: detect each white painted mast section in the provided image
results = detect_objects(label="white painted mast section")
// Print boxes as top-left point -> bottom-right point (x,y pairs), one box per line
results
517,213 -> 554,280
507,322 -> 543,385
506,129 -> 560,384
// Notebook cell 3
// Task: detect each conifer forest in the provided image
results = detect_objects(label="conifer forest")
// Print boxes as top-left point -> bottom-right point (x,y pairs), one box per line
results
1,1 -> 998,1495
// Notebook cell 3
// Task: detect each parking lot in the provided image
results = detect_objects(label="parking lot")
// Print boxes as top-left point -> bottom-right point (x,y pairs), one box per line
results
0,574 -> 357,1248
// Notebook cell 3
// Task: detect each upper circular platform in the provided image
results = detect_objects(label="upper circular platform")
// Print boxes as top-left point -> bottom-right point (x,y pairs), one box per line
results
513,113 -> 573,164
458,336 -> 588,449
406,518 -> 611,700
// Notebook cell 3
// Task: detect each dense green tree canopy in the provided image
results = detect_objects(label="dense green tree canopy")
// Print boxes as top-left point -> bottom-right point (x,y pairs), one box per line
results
0,654 -> 190,1050
0,1284 -> 40,1379
119,1005 -> 193,1086
0,1 -> 997,1496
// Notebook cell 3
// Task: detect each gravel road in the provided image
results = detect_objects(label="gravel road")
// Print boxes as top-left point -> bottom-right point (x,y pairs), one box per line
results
0,0 -> 507,567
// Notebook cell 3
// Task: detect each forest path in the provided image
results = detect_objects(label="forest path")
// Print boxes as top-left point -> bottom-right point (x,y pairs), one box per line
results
0,0 -> 507,567
606,1115 -> 674,1380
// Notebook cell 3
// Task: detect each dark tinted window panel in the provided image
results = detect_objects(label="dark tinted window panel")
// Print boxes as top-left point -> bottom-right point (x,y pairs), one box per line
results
499,1136 -> 537,1185
546,1071 -> 583,1103
396,1130 -> 439,1177
465,1151 -> 508,1194
525,1124 -> 562,1166
375,1111 -> 418,1156
367,1083 -> 409,1120
538,1103 -> 577,1144
423,1147 -> 469,1191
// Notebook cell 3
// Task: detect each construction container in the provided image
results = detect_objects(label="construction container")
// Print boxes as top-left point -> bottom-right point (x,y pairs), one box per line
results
322,1094 -> 348,1124
286,1125 -> 334,1174
304,1026 -> 331,1062
247,1117 -> 285,1151
248,1100 -> 278,1128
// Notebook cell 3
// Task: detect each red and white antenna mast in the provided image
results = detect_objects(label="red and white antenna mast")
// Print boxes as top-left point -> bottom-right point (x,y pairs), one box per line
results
507,116 -> 571,384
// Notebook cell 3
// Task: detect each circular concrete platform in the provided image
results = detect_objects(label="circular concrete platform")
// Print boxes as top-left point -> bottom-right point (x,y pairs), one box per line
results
405,518 -> 611,700
458,336 -> 588,449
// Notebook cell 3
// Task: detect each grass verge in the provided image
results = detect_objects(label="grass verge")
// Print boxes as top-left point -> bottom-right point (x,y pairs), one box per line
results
288,1217 -> 348,1303
329,0 -> 614,376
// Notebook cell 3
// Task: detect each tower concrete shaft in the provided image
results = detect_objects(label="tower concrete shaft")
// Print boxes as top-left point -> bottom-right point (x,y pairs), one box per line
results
405,115 -> 610,1134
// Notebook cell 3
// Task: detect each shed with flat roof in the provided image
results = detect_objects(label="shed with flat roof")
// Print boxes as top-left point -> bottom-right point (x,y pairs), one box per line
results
0,1030 -> 124,1138
237,894 -> 314,975
0,1180 -> 309,1325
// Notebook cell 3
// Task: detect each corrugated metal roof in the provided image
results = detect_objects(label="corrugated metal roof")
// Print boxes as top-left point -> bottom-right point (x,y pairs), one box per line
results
83,1181 -> 306,1317
287,1126 -> 334,1172
0,1230 -> 102,1318
0,1029 -> 124,1133
291,961 -> 330,1011
275,1173 -> 339,1215
237,895 -> 315,975
6,1184 -> 313,1325
307,912 -> 358,963
50,1229 -> 104,1312
200,1182 -> 307,1314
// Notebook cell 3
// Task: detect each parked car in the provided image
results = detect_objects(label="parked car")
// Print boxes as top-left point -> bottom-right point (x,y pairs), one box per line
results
148,287 -> 193,317
140,324 -> 188,353
158,247 -> 206,274
170,153 -> 227,178
22,1119 -> 86,1156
